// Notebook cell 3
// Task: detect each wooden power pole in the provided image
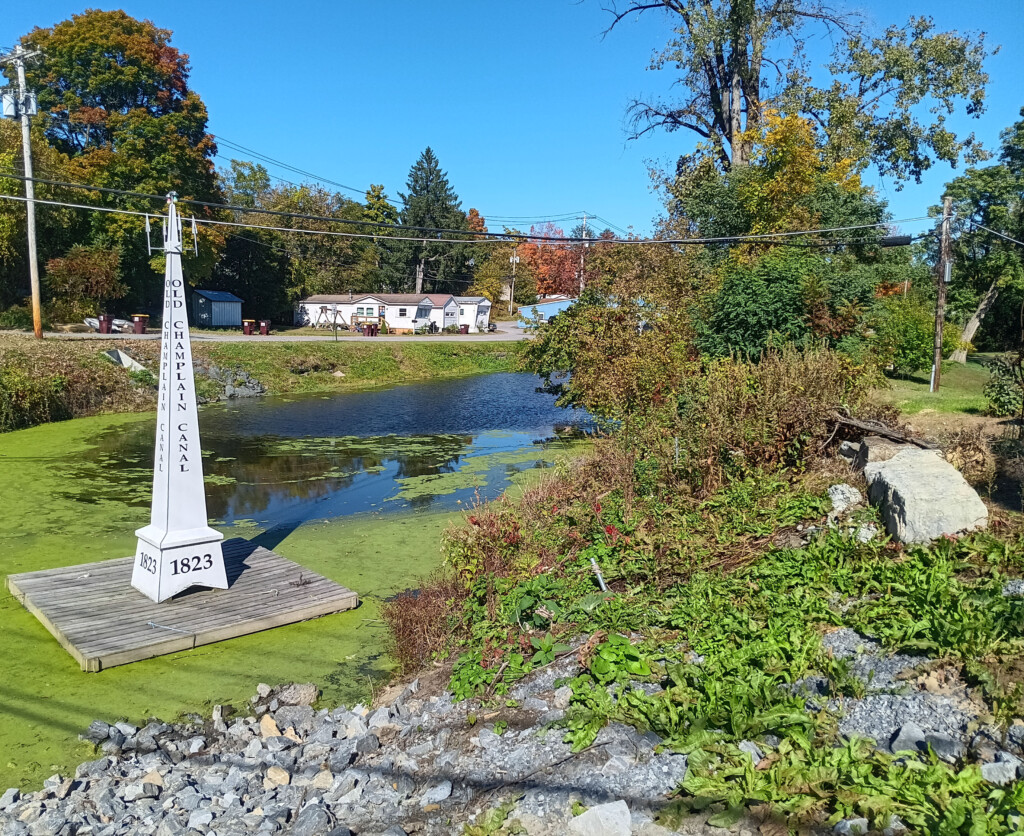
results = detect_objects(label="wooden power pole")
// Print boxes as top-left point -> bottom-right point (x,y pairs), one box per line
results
1,46 -> 42,338
931,195 -> 953,393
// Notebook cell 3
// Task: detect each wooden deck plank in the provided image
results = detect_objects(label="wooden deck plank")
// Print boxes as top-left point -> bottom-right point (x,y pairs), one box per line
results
30,580 -> 356,648
31,571 -> 345,630
77,586 -> 359,651
5,539 -> 359,671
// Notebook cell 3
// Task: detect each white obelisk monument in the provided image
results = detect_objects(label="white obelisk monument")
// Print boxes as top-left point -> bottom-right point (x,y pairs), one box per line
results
132,194 -> 227,602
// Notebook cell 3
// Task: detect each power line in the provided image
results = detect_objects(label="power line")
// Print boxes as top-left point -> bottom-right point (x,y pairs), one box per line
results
0,190 -> 934,253
970,221 -> 1024,248
211,135 -> 381,202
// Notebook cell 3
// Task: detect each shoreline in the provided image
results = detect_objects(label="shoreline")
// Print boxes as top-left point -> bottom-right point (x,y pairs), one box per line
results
0,334 -> 521,433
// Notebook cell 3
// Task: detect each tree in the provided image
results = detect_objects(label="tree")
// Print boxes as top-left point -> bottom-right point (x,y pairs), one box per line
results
0,121 -> 85,310
212,163 -> 375,318
608,2 -> 991,182
940,108 -> 1024,360
466,208 -> 487,233
364,184 -> 399,228
361,183 -> 399,286
468,239 -> 536,307
519,223 -> 578,296
44,245 -> 124,321
8,10 -> 224,309
379,148 -> 471,294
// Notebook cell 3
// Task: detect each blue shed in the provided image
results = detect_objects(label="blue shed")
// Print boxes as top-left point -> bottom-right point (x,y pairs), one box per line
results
192,290 -> 244,328
516,297 -> 577,327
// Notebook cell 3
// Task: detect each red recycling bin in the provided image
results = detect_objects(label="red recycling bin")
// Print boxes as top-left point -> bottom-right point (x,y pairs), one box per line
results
242,319 -> 255,335
98,314 -> 113,334
132,314 -> 149,334
259,319 -> 271,336
459,324 -> 469,335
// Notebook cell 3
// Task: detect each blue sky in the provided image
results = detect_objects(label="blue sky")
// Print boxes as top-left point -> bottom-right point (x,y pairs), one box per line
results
3,1 -> 1022,237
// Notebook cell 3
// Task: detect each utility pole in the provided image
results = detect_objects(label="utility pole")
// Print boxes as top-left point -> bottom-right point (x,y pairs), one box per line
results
1,46 -> 42,338
508,247 -> 519,315
931,195 -> 953,393
578,212 -> 587,295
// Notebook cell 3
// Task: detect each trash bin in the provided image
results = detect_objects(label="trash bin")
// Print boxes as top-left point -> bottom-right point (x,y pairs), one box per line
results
132,314 -> 149,334
242,319 -> 255,335
258,319 -> 271,336
98,314 -> 113,334
459,324 -> 469,335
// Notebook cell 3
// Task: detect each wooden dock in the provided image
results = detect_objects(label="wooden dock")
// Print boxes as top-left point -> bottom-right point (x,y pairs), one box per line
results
6,538 -> 358,672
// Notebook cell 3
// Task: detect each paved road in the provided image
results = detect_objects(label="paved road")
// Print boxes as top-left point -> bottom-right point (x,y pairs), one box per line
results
42,328 -> 529,343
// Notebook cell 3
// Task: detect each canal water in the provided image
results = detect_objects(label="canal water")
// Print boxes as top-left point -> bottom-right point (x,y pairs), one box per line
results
64,372 -> 592,524
0,372 -> 590,789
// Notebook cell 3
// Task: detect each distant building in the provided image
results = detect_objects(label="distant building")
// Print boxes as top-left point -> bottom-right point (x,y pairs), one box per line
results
455,297 -> 492,332
422,294 -> 460,331
295,293 -> 461,334
192,290 -> 243,328
516,296 -> 576,328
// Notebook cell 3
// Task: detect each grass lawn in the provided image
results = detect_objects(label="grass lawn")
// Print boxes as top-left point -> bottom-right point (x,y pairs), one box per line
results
873,354 -> 993,415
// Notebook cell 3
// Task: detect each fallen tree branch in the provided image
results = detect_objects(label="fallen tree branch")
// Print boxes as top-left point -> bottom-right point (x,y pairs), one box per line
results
830,413 -> 938,449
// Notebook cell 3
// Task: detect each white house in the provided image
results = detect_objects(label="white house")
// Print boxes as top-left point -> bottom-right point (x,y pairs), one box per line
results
423,294 -> 459,331
455,297 -> 492,332
296,294 -> 440,334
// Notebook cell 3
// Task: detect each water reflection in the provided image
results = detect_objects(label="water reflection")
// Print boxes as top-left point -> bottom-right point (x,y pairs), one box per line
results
61,374 -> 591,526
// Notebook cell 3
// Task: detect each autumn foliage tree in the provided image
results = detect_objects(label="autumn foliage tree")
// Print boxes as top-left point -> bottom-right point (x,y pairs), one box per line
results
45,245 -> 124,321
7,10 -> 224,310
519,223 -> 579,297
610,1 -> 991,182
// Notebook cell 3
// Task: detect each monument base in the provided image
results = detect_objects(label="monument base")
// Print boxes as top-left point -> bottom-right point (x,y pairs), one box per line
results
6,538 -> 359,672
133,525 -> 227,602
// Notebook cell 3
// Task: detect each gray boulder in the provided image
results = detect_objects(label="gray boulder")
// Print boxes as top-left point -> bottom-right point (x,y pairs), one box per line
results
277,683 -> 319,706
828,484 -> 864,516
834,819 -> 870,836
890,722 -> 926,754
855,436 -> 915,471
568,800 -> 632,836
981,760 -> 1018,785
864,449 -> 987,544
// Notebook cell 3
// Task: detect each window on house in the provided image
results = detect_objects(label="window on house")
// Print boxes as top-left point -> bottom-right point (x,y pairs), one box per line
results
399,308 -> 407,317
356,307 -> 364,316
460,308 -> 465,316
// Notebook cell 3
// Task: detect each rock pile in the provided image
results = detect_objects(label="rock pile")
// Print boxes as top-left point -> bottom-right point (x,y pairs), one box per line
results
193,362 -> 266,402
0,665 -> 689,836
2,628 -> 1021,836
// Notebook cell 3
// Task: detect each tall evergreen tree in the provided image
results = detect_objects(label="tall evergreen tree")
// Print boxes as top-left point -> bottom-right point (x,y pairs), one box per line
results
380,148 -> 471,294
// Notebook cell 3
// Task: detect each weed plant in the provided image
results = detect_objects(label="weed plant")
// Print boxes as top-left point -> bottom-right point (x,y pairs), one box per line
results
386,450 -> 1024,831
382,343 -> 1024,830
0,346 -> 150,432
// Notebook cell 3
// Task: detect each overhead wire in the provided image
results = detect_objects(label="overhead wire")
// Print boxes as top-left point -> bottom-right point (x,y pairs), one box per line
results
969,221 -> 1024,248
4,164 -> 921,249
211,135 -> 379,201
0,189 -> 935,258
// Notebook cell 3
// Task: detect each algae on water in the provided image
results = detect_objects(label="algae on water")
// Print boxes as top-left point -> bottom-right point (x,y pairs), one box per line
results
0,390 -> 587,791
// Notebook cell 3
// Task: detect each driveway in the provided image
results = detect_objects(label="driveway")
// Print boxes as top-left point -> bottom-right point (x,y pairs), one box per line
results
43,329 -> 529,343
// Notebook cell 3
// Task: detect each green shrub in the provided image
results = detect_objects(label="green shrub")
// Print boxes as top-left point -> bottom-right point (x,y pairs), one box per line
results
0,362 -> 69,431
0,306 -> 39,331
0,347 -> 151,432
695,250 -> 814,358
984,353 -> 1024,418
873,294 -> 957,376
